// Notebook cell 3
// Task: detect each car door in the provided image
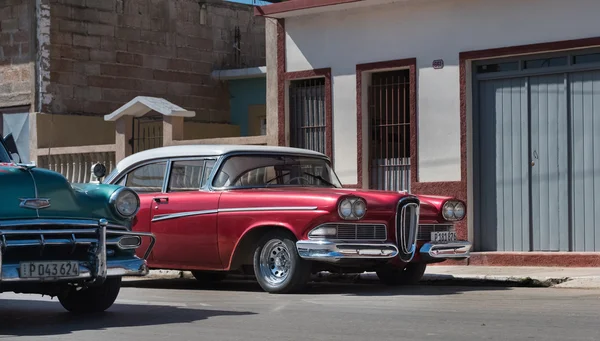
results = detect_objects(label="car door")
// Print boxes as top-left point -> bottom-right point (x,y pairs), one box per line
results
149,158 -> 223,269
116,160 -> 170,264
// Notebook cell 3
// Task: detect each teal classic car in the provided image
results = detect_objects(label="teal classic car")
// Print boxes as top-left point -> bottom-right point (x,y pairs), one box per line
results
0,134 -> 155,313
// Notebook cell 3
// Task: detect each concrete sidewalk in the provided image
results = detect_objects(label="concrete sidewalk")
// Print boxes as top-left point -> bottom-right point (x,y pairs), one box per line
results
131,265 -> 600,289
419,265 -> 600,288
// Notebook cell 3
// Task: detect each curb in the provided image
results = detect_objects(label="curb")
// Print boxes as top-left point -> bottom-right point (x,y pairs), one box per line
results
124,270 -> 600,288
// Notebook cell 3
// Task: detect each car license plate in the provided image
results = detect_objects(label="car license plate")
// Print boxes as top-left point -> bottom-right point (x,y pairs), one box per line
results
431,231 -> 457,243
19,261 -> 80,279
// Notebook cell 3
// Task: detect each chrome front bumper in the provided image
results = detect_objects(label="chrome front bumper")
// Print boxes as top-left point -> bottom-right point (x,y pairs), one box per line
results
296,240 -> 400,261
419,241 -> 472,260
0,219 -> 156,285
296,240 -> 472,263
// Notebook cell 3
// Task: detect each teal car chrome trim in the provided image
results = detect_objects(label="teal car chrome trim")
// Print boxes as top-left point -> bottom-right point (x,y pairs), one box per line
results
0,219 -> 157,283
151,206 -> 319,222
0,218 -> 128,230
19,198 -> 51,210
1,258 -> 150,282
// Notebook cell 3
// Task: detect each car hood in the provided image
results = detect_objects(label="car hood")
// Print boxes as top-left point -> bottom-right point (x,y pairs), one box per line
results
0,164 -> 122,223
223,187 -> 447,222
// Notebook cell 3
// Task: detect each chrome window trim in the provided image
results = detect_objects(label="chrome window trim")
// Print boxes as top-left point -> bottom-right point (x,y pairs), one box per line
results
109,156 -> 220,194
206,151 -> 338,192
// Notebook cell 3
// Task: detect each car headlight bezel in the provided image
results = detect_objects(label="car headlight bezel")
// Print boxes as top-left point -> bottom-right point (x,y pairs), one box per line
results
442,200 -> 466,221
338,197 -> 367,220
109,187 -> 141,219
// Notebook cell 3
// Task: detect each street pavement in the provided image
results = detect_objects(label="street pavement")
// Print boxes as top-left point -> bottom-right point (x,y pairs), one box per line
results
1,276 -> 600,340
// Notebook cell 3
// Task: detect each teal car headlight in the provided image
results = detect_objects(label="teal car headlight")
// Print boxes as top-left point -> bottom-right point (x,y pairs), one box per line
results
110,187 -> 140,218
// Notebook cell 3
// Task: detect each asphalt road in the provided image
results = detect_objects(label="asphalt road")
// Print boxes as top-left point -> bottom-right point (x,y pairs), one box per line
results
1,278 -> 599,340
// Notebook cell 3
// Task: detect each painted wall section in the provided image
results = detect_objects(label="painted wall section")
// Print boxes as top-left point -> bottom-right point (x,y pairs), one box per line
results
228,77 -> 266,136
283,0 -> 600,183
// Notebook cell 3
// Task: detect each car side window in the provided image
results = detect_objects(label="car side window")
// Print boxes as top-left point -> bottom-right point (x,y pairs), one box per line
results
167,160 -> 204,192
124,162 -> 167,193
201,160 -> 215,187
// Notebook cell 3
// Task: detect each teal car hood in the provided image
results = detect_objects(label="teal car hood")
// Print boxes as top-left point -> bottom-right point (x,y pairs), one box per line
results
0,164 -> 128,225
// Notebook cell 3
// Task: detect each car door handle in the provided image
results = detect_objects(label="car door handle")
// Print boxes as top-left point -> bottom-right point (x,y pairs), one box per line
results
153,197 -> 169,203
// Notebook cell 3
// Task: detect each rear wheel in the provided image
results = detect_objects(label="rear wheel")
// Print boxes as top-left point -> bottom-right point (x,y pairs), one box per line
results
253,230 -> 311,294
58,277 -> 122,314
376,262 -> 427,286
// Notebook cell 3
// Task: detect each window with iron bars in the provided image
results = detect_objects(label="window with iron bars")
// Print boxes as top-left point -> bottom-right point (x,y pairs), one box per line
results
368,69 -> 411,192
288,78 -> 327,155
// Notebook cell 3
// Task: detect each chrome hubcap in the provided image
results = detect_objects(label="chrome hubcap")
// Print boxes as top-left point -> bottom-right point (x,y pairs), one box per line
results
259,239 -> 292,285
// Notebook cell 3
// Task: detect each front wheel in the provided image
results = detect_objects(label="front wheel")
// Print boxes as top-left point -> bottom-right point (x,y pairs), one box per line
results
253,231 -> 311,294
376,262 -> 427,286
58,277 -> 122,314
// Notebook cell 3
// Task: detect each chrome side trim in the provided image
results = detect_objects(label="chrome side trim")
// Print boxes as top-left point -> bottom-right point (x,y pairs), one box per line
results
152,209 -> 219,222
151,206 -> 319,222
218,206 -> 318,213
296,240 -> 399,262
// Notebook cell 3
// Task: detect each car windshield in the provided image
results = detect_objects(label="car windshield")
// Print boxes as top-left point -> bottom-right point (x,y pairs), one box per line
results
0,139 -> 11,163
212,154 -> 343,189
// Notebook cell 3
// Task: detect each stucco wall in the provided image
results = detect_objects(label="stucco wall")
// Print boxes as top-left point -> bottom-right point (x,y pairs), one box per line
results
228,77 -> 266,136
284,0 -> 600,184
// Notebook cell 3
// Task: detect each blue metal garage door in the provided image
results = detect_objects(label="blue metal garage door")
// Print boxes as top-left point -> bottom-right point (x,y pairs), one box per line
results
474,51 -> 600,252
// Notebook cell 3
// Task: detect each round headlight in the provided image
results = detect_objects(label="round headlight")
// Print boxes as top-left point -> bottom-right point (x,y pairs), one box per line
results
110,188 -> 140,218
339,199 -> 353,218
353,199 -> 367,218
338,197 -> 367,220
453,202 -> 465,220
442,200 -> 466,221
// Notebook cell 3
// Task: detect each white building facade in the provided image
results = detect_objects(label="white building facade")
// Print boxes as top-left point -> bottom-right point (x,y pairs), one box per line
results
256,0 -> 600,265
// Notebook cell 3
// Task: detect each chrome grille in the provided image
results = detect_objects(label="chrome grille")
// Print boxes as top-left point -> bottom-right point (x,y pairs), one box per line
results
418,224 -> 455,240
395,197 -> 420,262
320,223 -> 387,241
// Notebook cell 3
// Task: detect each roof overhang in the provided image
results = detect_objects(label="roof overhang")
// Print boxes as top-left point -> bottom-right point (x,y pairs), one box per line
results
254,0 -> 364,18
254,0 -> 418,18
212,66 -> 267,80
104,96 -> 196,122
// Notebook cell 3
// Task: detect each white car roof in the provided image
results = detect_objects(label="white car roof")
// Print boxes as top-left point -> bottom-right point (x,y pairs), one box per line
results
114,144 -> 328,172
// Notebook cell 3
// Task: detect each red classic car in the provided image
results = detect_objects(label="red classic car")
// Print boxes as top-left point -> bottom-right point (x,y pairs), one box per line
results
95,145 -> 471,293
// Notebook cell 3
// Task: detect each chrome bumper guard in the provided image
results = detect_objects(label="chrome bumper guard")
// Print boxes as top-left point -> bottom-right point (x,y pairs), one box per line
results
0,219 -> 156,285
296,240 -> 399,261
296,240 -> 473,262
419,241 -> 472,260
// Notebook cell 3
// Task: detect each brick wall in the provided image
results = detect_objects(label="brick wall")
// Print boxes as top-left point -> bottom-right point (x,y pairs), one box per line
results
0,0 -> 33,108
46,0 -> 265,123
